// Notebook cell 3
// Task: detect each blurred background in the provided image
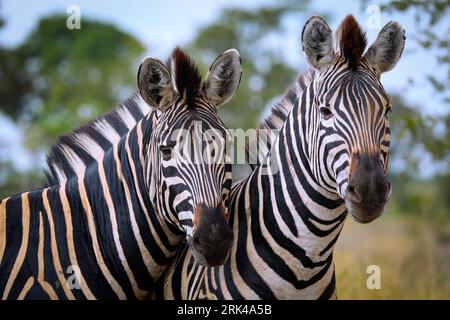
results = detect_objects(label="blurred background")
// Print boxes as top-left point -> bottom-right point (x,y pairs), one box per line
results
0,0 -> 448,299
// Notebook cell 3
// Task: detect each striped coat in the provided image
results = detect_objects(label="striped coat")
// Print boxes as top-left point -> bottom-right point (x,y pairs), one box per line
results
0,47 -> 243,299
155,15 -> 405,300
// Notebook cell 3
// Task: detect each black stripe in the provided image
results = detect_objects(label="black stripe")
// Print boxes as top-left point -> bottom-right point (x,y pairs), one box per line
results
65,179 -> 118,299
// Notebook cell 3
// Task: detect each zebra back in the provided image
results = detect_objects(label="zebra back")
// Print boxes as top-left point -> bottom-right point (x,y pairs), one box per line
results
245,69 -> 314,167
45,92 -> 152,185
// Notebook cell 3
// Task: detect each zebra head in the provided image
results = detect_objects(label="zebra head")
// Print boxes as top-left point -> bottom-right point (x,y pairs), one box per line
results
137,48 -> 241,266
301,15 -> 405,223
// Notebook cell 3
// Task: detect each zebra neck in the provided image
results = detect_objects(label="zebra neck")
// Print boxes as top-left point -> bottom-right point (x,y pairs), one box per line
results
62,116 -> 184,296
250,92 -> 347,263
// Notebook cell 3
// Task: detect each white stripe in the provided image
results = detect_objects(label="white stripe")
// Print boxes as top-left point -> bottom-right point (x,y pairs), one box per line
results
116,106 -> 137,130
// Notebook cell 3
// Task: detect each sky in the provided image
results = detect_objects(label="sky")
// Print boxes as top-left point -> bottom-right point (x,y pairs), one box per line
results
0,0 -> 448,175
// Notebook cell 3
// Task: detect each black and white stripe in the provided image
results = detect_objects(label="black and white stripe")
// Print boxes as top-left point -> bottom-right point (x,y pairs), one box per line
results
0,47 -> 242,299
155,15 -> 405,300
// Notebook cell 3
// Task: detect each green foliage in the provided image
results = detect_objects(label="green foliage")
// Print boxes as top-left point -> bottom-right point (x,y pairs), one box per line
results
381,0 -> 449,25
0,15 -> 145,148
387,94 -> 449,217
0,47 -> 34,119
379,0 -> 450,103
389,94 -> 449,165
0,163 -> 44,199
389,174 -> 449,218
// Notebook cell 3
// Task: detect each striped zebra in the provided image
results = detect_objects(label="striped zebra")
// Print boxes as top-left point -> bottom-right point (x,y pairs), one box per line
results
155,15 -> 405,299
0,47 -> 242,299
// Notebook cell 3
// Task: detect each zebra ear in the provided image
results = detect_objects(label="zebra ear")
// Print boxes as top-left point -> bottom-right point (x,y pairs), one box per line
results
301,16 -> 335,70
363,21 -> 405,74
138,57 -> 175,111
203,49 -> 242,107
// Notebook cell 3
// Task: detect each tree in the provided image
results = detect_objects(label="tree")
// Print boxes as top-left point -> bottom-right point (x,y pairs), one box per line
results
389,94 -> 449,170
0,15 -> 145,148
388,93 -> 449,216
373,1 -> 450,178
379,0 -> 449,104
0,14 -> 145,197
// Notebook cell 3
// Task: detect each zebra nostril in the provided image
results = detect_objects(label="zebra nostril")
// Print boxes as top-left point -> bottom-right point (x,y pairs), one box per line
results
345,183 -> 362,203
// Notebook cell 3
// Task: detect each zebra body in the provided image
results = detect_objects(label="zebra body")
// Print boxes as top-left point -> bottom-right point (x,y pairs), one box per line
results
0,111 -> 170,299
156,15 -> 405,300
0,48 -> 243,299
157,80 -> 345,299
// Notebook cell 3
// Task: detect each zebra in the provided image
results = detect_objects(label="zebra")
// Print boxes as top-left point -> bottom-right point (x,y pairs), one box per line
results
0,47 -> 243,299
154,15 -> 405,299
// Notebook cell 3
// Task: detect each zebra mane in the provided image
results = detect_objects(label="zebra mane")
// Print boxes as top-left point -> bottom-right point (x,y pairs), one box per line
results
167,47 -> 202,106
337,15 -> 367,70
45,48 -> 203,186
258,69 -> 314,133
246,68 -> 315,167
45,92 -> 152,186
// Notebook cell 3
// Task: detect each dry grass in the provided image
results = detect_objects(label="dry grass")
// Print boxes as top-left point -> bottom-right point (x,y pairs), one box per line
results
334,213 -> 450,299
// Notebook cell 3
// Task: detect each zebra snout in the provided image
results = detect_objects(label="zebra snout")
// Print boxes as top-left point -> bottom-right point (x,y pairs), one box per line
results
191,227 -> 233,265
190,203 -> 233,266
345,153 -> 392,223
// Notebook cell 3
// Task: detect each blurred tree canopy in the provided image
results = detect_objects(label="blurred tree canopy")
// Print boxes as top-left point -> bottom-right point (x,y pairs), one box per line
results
378,0 -> 449,104
0,12 -> 144,196
359,0 -> 449,167
0,15 -> 144,148
373,0 -> 449,204
388,93 -> 449,216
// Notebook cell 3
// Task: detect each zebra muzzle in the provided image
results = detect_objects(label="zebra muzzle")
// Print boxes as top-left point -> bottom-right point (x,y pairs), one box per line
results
345,153 -> 392,223
189,203 -> 233,266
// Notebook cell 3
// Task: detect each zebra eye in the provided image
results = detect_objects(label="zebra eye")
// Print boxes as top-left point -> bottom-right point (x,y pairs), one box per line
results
319,107 -> 333,120
159,145 -> 173,160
